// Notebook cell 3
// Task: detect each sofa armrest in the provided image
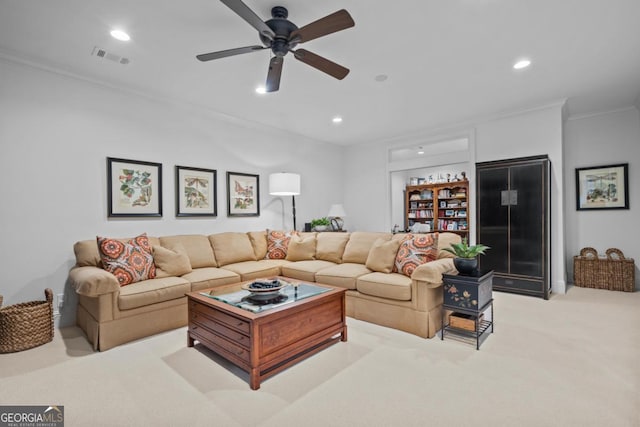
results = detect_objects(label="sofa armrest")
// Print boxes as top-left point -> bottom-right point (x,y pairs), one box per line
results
411,258 -> 456,288
69,266 -> 119,297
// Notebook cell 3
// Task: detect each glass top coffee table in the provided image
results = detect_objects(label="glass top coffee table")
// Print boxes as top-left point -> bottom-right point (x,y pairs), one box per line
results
186,277 -> 347,390
201,279 -> 331,313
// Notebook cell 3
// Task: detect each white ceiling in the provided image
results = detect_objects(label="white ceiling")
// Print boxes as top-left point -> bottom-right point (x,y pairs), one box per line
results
1,0 -> 639,145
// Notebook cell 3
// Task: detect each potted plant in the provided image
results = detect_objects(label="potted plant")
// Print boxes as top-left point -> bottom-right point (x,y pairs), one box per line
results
441,237 -> 490,275
310,217 -> 331,232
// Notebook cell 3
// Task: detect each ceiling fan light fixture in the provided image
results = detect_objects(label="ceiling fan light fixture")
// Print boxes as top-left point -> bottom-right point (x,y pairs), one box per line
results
513,59 -> 531,70
110,29 -> 131,41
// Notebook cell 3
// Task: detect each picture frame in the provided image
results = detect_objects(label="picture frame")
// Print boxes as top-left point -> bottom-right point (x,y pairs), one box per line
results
576,163 -> 629,210
226,172 -> 260,217
107,157 -> 162,217
175,166 -> 217,217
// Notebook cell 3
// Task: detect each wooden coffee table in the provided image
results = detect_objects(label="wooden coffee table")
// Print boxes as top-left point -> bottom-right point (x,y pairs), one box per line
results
186,277 -> 347,390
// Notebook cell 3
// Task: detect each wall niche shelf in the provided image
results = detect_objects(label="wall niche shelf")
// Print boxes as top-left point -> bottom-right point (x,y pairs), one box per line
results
404,180 -> 469,235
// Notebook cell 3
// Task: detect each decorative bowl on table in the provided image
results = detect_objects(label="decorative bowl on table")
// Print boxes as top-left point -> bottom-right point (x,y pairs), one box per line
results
241,279 -> 290,305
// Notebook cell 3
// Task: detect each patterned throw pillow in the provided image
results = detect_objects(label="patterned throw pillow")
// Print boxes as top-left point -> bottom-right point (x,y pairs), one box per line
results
394,233 -> 439,277
97,233 -> 156,286
265,230 -> 298,259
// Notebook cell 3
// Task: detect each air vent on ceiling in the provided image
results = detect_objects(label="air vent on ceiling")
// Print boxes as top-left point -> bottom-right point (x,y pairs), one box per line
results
91,46 -> 130,65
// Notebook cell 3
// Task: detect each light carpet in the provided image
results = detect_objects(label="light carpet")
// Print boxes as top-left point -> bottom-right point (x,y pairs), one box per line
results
1,286 -> 639,427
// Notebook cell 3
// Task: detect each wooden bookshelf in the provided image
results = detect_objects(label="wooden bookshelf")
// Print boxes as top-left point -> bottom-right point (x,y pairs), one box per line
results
404,180 -> 469,235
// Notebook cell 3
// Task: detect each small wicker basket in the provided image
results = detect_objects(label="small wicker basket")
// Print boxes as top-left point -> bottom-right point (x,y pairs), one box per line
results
574,247 -> 635,292
0,289 -> 54,353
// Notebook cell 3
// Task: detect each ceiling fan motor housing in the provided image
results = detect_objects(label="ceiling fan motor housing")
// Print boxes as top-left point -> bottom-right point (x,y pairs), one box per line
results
259,6 -> 299,55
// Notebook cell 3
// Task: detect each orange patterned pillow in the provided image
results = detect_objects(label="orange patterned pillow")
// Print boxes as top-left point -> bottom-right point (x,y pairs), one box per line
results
97,233 -> 156,286
265,230 -> 298,259
394,233 -> 439,277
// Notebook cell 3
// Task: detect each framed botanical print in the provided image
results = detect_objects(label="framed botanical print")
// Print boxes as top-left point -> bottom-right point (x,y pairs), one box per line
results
226,172 -> 260,217
107,157 -> 162,217
175,166 -> 217,217
576,163 -> 629,210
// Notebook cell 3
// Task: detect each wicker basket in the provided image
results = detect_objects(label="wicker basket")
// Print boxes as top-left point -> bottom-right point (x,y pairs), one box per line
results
0,289 -> 54,353
574,248 -> 635,292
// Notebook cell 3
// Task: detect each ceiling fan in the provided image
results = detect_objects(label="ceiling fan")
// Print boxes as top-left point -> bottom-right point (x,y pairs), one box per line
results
197,0 -> 355,92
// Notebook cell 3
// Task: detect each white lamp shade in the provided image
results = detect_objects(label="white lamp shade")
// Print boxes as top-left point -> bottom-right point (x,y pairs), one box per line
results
269,173 -> 300,196
327,204 -> 346,217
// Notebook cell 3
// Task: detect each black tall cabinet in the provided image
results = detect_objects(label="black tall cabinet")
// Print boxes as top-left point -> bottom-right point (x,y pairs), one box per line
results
476,155 -> 551,299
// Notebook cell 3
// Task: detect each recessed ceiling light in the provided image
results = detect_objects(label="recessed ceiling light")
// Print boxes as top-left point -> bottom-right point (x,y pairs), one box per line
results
513,59 -> 531,70
374,74 -> 388,82
255,86 -> 266,94
110,29 -> 131,41
417,151 -> 425,155
332,116 -> 343,124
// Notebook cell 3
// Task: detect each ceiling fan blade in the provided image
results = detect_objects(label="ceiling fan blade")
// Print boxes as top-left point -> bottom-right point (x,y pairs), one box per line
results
220,0 -> 275,40
265,57 -> 284,92
293,49 -> 349,80
196,45 -> 266,61
290,9 -> 355,44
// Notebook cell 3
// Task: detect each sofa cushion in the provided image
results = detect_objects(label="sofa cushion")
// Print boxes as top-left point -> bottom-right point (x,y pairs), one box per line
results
366,238 -> 402,274
315,263 -> 372,290
356,272 -> 412,301
159,235 -> 217,268
437,232 -> 461,259
118,276 -> 191,310
266,230 -> 298,259
220,260 -> 286,281
181,268 -> 240,292
281,260 -> 336,282
97,233 -> 156,286
315,232 -> 350,263
153,244 -> 192,278
342,232 -> 391,264
286,235 -> 316,261
394,233 -> 439,277
209,232 -> 258,266
75,236 -> 161,268
248,230 -> 268,259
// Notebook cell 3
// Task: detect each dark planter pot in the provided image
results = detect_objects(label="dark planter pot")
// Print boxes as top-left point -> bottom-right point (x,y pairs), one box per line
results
453,257 -> 478,275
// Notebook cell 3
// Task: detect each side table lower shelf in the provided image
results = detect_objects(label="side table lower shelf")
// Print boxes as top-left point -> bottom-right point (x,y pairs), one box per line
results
441,300 -> 494,350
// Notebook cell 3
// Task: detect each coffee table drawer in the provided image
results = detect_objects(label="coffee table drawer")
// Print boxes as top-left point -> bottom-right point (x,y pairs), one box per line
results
190,301 -> 250,334
190,322 -> 250,363
191,316 -> 250,349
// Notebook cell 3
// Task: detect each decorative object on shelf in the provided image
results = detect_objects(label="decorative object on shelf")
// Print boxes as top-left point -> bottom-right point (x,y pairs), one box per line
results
269,172 -> 301,228
310,217 -> 330,231
107,157 -> 162,217
227,171 -> 260,217
575,163 -> 629,210
442,237 -> 490,275
327,204 -> 347,231
175,166 -> 217,217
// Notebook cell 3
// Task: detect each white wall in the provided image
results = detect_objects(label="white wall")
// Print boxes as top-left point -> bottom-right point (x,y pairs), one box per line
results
0,59 -> 344,325
345,104 -> 567,293
564,107 -> 640,290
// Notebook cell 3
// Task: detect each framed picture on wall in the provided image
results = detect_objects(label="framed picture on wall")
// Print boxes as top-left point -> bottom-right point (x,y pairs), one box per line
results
175,166 -> 217,217
226,171 -> 260,217
107,157 -> 162,217
575,163 -> 629,210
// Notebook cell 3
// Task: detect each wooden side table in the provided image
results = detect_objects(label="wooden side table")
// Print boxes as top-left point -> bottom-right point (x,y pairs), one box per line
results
441,270 -> 494,350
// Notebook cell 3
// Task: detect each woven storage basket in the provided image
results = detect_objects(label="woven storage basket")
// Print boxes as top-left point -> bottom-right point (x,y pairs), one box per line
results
0,288 -> 54,353
573,248 -> 635,292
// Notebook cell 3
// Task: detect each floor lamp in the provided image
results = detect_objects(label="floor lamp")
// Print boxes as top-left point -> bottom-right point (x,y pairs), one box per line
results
269,173 -> 301,230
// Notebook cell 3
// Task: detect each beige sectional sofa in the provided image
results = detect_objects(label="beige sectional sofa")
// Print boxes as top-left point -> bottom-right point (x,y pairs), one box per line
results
69,231 -> 461,351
